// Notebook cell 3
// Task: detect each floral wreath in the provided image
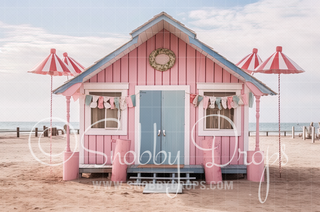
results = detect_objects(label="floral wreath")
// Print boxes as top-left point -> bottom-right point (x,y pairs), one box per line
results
149,48 -> 176,72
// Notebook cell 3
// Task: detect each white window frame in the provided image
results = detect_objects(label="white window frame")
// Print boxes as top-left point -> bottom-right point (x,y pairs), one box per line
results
84,83 -> 128,135
197,83 -> 242,136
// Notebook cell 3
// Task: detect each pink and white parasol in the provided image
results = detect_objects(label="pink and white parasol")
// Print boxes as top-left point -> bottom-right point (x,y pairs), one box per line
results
254,46 -> 305,178
255,46 -> 304,74
29,49 -> 72,76
236,48 -> 263,74
63,52 -> 85,76
28,49 -> 72,166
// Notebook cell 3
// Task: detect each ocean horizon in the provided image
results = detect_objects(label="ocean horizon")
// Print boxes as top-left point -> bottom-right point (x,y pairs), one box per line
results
0,121 -> 317,132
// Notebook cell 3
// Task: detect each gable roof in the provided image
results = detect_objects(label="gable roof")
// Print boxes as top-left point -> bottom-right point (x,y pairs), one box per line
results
53,12 -> 276,96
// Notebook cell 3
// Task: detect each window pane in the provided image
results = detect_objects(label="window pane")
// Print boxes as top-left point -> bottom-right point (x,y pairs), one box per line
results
89,92 -> 121,129
204,92 -> 235,130
206,107 -> 219,129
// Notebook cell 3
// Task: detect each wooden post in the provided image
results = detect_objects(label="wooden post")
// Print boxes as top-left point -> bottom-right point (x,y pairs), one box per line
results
266,131 -> 268,136
255,95 -> 261,151
17,127 -> 19,138
35,128 -> 38,137
66,96 -> 71,152
43,126 -> 48,137
284,131 -> 286,137
311,127 -> 315,143
248,131 -> 250,136
303,126 -> 306,140
292,126 -> 295,139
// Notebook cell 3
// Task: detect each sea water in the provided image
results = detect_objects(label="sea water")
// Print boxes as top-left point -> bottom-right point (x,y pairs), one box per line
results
249,122 -> 318,133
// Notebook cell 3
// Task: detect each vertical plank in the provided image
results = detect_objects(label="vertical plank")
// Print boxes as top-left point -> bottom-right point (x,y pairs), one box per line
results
146,36 -> 156,85
162,29 -> 171,85
137,41 -> 147,85
197,51 -> 206,83
104,136 -> 112,164
113,60 -> 121,82
195,51 -> 205,165
97,69 -> 105,82
89,74 -> 98,82
215,136 -> 222,164
205,58 -> 214,83
221,137 -> 230,165
214,63 -> 223,83
96,135 -> 104,164
128,48 -> 138,162
178,39 -> 186,85
121,54 -> 129,83
84,135 -> 89,164
230,74 -> 239,83
155,30 -> 163,85
105,65 -> 113,82
222,69 -> 231,83
229,136 -> 239,165
170,33 -> 179,85
88,135 -> 96,164
186,44 -> 196,165
111,141 -> 117,164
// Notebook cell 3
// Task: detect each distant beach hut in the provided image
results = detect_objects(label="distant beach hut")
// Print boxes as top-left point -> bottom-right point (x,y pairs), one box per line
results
254,46 -> 305,177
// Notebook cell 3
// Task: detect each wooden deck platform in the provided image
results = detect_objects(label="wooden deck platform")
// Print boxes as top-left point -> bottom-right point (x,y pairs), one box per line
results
127,164 -> 247,174
79,164 -> 112,175
79,164 -> 247,175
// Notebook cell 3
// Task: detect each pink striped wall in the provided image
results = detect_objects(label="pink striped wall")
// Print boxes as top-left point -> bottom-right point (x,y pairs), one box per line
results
84,29 -> 244,165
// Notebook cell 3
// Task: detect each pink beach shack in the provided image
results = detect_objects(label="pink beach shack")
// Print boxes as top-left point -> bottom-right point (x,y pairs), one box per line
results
54,12 -> 276,183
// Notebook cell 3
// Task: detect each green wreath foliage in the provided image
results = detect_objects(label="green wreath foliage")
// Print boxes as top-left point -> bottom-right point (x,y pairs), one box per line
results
149,48 -> 176,72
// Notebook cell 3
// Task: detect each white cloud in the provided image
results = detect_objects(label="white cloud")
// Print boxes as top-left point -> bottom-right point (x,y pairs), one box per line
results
186,0 -> 320,122
1,0 -> 319,123
0,22 -> 129,122
0,21 -> 129,74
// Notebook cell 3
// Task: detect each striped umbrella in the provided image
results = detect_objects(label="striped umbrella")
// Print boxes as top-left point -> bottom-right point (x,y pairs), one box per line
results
254,46 -> 305,178
63,52 -> 85,76
28,49 -> 72,165
236,48 -> 262,74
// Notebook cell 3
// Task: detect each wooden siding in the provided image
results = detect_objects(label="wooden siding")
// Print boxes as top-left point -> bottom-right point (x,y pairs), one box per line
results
84,29 -> 244,165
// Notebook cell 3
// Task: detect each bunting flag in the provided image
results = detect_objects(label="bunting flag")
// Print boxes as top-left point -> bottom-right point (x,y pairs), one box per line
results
84,92 -> 254,110
188,93 -> 253,110
86,94 -> 138,110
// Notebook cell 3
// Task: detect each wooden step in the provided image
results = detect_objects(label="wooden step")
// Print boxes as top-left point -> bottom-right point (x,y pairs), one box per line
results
130,176 -> 196,180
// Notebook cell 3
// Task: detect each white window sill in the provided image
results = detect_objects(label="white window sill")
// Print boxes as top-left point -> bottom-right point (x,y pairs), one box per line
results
85,128 -> 127,136
198,129 -> 242,137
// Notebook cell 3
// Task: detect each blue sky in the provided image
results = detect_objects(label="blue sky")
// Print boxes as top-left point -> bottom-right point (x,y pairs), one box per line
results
0,0 -> 319,123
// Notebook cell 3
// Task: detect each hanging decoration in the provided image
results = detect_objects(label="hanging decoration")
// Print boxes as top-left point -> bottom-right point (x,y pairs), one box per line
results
188,92 -> 253,110
149,48 -> 176,72
84,92 -> 254,111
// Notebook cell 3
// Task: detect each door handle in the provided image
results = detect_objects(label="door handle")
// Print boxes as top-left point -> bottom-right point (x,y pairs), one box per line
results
158,130 -> 161,136
163,130 -> 166,136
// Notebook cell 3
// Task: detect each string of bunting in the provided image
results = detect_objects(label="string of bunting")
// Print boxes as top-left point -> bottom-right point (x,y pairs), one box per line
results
189,92 -> 254,109
84,92 -> 254,110
85,94 -> 136,110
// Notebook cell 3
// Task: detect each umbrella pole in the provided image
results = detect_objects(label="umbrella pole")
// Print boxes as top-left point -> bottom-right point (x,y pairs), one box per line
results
278,74 -> 281,178
50,75 -> 53,167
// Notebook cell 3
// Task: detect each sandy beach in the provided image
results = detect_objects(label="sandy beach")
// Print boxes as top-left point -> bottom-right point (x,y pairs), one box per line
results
0,133 -> 319,211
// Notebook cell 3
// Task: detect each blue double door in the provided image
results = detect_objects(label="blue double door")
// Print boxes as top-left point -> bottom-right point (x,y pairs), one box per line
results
140,90 -> 185,165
